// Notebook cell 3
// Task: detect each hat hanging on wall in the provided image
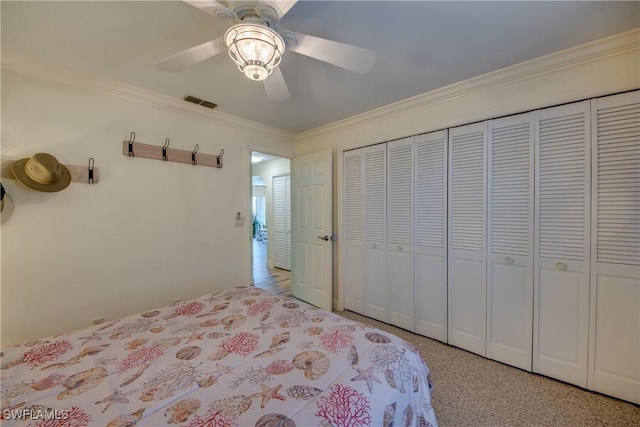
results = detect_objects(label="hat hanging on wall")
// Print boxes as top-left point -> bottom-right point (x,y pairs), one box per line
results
11,153 -> 71,192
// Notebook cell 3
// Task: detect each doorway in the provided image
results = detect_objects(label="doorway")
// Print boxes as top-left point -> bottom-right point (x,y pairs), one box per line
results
251,151 -> 291,295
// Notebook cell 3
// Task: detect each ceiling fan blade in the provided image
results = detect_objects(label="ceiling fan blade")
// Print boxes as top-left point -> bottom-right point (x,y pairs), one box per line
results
182,0 -> 237,20
155,37 -> 224,72
263,67 -> 290,102
256,0 -> 298,20
285,31 -> 376,74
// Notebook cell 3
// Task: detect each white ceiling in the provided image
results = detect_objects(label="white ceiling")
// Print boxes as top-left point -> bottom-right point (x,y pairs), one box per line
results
2,1 -> 639,134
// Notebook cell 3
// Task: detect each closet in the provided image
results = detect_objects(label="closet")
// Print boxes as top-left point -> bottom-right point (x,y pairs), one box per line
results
387,137 -> 415,330
533,100 -> 591,387
588,91 -> 639,403
414,130 -> 448,342
448,123 -> 487,356
487,113 -> 534,371
273,175 -> 291,270
342,144 -> 388,319
341,90 -> 639,404
363,144 -> 387,321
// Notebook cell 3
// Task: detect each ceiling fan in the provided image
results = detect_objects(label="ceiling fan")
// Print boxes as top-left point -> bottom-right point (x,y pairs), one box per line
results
155,0 -> 376,102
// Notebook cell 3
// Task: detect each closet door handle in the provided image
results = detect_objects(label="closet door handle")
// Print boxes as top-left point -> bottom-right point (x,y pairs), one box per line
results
370,243 -> 377,249
396,245 -> 403,252
317,235 -> 330,241
505,257 -> 514,264
555,262 -> 567,270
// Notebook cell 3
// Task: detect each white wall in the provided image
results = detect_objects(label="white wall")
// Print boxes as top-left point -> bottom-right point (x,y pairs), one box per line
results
251,158 -> 290,269
294,30 -> 640,309
0,70 -> 295,346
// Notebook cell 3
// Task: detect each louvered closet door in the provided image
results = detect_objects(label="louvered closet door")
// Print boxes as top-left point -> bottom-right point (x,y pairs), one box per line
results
343,149 -> 364,314
448,122 -> 487,356
487,113 -> 534,371
415,130 -> 448,342
363,144 -> 388,321
285,176 -> 291,270
588,91 -> 640,404
534,100 -> 591,387
387,137 -> 414,330
273,175 -> 290,270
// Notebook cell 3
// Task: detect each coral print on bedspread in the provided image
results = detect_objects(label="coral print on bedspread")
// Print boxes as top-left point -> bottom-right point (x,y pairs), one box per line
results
1,286 -> 438,426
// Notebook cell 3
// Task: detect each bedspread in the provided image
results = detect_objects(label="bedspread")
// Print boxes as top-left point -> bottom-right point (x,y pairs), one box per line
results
1,286 -> 438,426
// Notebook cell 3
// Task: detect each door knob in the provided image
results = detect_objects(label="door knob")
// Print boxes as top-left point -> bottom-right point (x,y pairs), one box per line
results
317,235 -> 330,241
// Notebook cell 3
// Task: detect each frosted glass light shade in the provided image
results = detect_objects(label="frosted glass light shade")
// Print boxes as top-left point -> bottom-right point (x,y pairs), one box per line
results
224,23 -> 285,81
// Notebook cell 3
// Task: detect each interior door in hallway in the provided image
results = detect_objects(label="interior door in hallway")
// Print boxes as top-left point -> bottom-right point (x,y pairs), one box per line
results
273,174 -> 291,270
291,149 -> 333,311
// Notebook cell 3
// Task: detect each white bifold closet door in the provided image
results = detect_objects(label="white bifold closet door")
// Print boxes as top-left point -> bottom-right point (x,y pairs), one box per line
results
588,91 -> 640,404
414,130 -> 448,342
342,149 -> 364,314
487,113 -> 534,371
274,175 -> 291,270
533,100 -> 591,387
363,144 -> 388,321
387,137 -> 415,330
448,122 -> 487,356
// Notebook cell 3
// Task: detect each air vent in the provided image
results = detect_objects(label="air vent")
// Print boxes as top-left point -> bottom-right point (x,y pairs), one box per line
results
184,96 -> 218,109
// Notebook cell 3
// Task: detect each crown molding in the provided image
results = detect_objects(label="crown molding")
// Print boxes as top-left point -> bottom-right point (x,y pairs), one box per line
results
298,28 -> 640,141
0,52 -> 297,144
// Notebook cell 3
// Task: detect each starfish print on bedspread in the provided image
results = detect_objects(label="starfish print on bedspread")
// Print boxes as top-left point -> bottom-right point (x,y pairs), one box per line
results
252,383 -> 286,408
95,388 -> 132,413
78,331 -> 104,345
350,365 -> 382,393
253,322 -> 275,334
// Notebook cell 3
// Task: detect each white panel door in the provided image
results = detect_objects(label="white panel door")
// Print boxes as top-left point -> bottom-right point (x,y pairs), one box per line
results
273,175 -> 290,270
414,130 -> 448,342
342,149 -> 364,314
291,150 -> 332,311
534,100 -> 591,387
387,137 -> 414,331
487,113 -> 534,371
588,91 -> 640,404
363,144 -> 388,322
448,122 -> 487,356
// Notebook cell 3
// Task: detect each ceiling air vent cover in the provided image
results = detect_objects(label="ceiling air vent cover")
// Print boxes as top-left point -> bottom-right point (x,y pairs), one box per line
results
184,96 -> 218,109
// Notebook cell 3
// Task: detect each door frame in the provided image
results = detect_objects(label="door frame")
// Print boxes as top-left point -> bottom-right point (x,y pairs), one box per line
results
335,147 -> 346,311
248,148 -> 292,286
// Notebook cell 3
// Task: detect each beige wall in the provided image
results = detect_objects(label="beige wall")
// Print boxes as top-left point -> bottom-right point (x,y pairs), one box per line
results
0,70 -> 295,346
294,30 -> 640,309
1,30 -> 637,345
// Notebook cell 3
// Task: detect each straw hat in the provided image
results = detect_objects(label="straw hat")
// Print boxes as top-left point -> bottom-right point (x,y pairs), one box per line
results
12,153 -> 71,192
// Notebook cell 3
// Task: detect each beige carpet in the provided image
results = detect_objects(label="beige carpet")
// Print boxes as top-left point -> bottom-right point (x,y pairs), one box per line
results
338,310 -> 640,427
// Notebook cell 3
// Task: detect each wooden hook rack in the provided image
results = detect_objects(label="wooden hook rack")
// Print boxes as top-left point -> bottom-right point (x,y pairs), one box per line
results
122,136 -> 223,168
1,158 -> 100,184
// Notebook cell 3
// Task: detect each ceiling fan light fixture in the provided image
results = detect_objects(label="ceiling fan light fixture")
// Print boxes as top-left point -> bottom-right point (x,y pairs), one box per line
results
224,22 -> 285,81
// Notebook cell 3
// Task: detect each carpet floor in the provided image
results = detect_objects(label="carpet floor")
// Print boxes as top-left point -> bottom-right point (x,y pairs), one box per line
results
338,310 -> 640,427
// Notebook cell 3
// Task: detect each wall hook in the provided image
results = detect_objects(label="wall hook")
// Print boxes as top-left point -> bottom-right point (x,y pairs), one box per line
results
192,144 -> 200,165
162,138 -> 170,162
128,132 -> 136,158
88,157 -> 95,184
216,149 -> 224,168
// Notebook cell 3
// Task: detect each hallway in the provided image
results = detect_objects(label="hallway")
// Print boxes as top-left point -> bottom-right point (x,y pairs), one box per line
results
253,238 -> 291,296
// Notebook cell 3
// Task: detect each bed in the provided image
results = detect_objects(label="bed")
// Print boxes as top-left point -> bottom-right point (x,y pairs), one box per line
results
1,286 -> 438,426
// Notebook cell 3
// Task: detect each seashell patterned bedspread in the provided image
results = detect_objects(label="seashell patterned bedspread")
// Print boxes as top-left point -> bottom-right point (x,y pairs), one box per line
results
1,286 -> 438,426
